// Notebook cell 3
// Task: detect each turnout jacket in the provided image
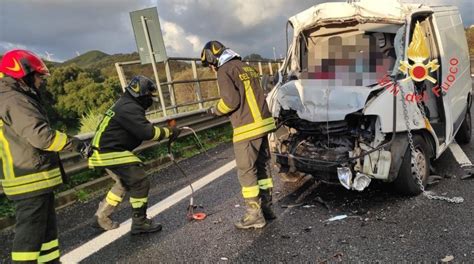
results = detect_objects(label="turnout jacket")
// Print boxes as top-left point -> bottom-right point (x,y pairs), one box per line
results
88,92 -> 171,168
0,76 -> 76,200
215,59 -> 276,142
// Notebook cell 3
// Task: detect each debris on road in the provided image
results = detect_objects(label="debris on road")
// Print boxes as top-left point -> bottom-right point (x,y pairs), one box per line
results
441,255 -> 454,262
220,257 -> 229,261
326,215 -> 348,222
427,175 -> 443,186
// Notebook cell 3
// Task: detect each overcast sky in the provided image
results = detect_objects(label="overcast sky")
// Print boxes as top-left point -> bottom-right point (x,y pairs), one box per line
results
0,0 -> 472,62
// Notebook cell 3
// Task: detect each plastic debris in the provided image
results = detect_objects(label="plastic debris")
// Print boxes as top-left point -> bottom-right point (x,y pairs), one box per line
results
441,255 -> 454,262
327,215 -> 348,222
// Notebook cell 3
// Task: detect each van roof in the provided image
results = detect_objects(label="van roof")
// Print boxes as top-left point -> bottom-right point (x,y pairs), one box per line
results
289,0 -> 459,37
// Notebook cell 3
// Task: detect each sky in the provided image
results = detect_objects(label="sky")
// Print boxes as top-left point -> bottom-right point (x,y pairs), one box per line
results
0,0 -> 472,62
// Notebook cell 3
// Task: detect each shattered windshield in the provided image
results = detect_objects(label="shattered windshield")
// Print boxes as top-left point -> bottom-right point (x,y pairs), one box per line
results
299,28 -> 397,86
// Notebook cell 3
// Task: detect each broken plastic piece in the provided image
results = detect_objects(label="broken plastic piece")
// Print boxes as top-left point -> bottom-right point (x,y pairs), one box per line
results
327,215 -> 348,222
337,167 -> 352,190
352,173 -> 371,191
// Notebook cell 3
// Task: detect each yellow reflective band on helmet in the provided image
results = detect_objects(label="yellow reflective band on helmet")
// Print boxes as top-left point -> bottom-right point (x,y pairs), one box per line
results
12,251 -> 40,261
233,117 -> 276,142
258,178 -> 273,190
152,127 -> 162,140
37,249 -> 60,263
41,239 -> 59,251
106,191 -> 123,206
130,197 -> 148,208
88,150 -> 142,168
2,168 -> 62,196
0,121 -> 15,179
217,99 -> 233,114
45,130 -> 67,152
242,185 -> 260,198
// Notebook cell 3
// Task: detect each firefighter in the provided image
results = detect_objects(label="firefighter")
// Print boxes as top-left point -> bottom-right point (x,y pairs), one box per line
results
89,75 -> 180,234
201,41 -> 277,229
0,49 -> 88,263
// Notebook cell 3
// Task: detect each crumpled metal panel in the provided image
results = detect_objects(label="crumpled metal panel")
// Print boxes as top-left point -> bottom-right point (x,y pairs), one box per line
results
273,79 -> 373,122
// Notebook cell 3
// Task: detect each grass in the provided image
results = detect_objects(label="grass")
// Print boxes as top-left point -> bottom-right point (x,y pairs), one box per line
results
0,123 -> 233,218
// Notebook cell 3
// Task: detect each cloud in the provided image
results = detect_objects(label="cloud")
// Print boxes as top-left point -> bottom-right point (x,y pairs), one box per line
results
161,20 -> 203,56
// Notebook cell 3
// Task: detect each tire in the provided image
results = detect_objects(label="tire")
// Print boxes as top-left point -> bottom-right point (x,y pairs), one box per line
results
455,110 -> 471,144
392,134 -> 430,196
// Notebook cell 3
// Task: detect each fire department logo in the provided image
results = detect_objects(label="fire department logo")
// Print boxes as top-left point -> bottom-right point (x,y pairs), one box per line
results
399,21 -> 439,83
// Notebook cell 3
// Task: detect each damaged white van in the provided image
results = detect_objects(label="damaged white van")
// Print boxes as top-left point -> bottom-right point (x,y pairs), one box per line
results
267,0 -> 472,194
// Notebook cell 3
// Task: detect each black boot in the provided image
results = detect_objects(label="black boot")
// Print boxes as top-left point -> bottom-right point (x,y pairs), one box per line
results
131,203 -> 162,235
234,197 -> 266,229
260,189 -> 276,220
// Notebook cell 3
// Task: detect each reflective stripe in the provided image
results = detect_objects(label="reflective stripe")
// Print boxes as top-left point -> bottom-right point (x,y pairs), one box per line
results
12,251 -> 39,261
217,99 -> 233,114
1,168 -> 62,196
38,249 -> 60,263
45,131 -> 67,152
106,191 -> 123,206
258,178 -> 273,190
243,80 -> 261,121
164,127 -> 170,138
0,120 -> 15,179
233,117 -> 276,142
91,115 -> 112,148
242,185 -> 260,198
88,150 -> 142,168
152,127 -> 162,140
130,197 -> 147,208
41,239 -> 59,251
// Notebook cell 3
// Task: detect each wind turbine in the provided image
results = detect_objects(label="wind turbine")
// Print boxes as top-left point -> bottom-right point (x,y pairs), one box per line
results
44,51 -> 54,61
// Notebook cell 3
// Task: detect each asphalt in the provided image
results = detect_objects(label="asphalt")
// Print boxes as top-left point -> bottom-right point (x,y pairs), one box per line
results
0,107 -> 473,263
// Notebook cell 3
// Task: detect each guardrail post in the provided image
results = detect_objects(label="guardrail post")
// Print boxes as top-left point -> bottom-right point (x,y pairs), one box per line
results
258,62 -> 263,76
191,60 -> 204,109
165,60 -> 177,114
115,63 -> 127,92
268,62 -> 273,75
141,15 -> 167,116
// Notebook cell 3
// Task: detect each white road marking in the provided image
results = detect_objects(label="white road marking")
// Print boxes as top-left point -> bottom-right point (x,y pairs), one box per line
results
449,142 -> 472,166
61,160 -> 236,263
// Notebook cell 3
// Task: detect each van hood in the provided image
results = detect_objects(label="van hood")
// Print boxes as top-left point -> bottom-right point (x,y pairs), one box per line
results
268,79 -> 375,122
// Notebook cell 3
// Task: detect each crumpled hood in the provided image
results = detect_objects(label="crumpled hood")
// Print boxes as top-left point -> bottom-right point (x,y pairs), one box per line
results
268,79 -> 374,122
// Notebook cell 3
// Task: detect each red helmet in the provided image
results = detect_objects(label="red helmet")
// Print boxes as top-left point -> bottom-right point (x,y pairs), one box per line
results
0,49 -> 50,79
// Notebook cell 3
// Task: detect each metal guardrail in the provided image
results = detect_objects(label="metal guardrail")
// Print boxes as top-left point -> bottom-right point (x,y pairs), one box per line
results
0,110 -> 230,196
115,57 -> 282,116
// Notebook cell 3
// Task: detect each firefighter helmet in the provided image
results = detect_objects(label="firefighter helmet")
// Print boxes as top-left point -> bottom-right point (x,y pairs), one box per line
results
0,49 -> 50,79
126,75 -> 158,98
200,40 -> 226,67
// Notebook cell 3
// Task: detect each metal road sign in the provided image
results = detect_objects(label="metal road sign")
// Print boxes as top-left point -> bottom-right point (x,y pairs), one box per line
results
130,7 -> 168,64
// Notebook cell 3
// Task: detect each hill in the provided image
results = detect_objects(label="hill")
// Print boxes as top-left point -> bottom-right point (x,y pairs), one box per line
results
61,50 -> 110,68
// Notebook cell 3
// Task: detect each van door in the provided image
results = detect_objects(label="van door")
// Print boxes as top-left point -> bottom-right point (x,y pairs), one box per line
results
431,9 -> 470,143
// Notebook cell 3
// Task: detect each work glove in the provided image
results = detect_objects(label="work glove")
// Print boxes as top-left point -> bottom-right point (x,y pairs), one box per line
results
72,138 -> 93,159
206,106 -> 217,116
168,127 -> 182,143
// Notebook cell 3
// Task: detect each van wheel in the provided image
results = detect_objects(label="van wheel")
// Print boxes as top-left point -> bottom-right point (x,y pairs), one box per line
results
392,134 -> 430,196
455,110 -> 471,144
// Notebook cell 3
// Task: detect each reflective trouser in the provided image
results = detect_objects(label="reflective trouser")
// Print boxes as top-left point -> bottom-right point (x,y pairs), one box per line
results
233,136 -> 273,199
104,164 -> 150,209
12,192 -> 60,263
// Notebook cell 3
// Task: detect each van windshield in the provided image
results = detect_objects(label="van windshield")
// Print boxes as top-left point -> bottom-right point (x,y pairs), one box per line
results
299,29 -> 397,86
